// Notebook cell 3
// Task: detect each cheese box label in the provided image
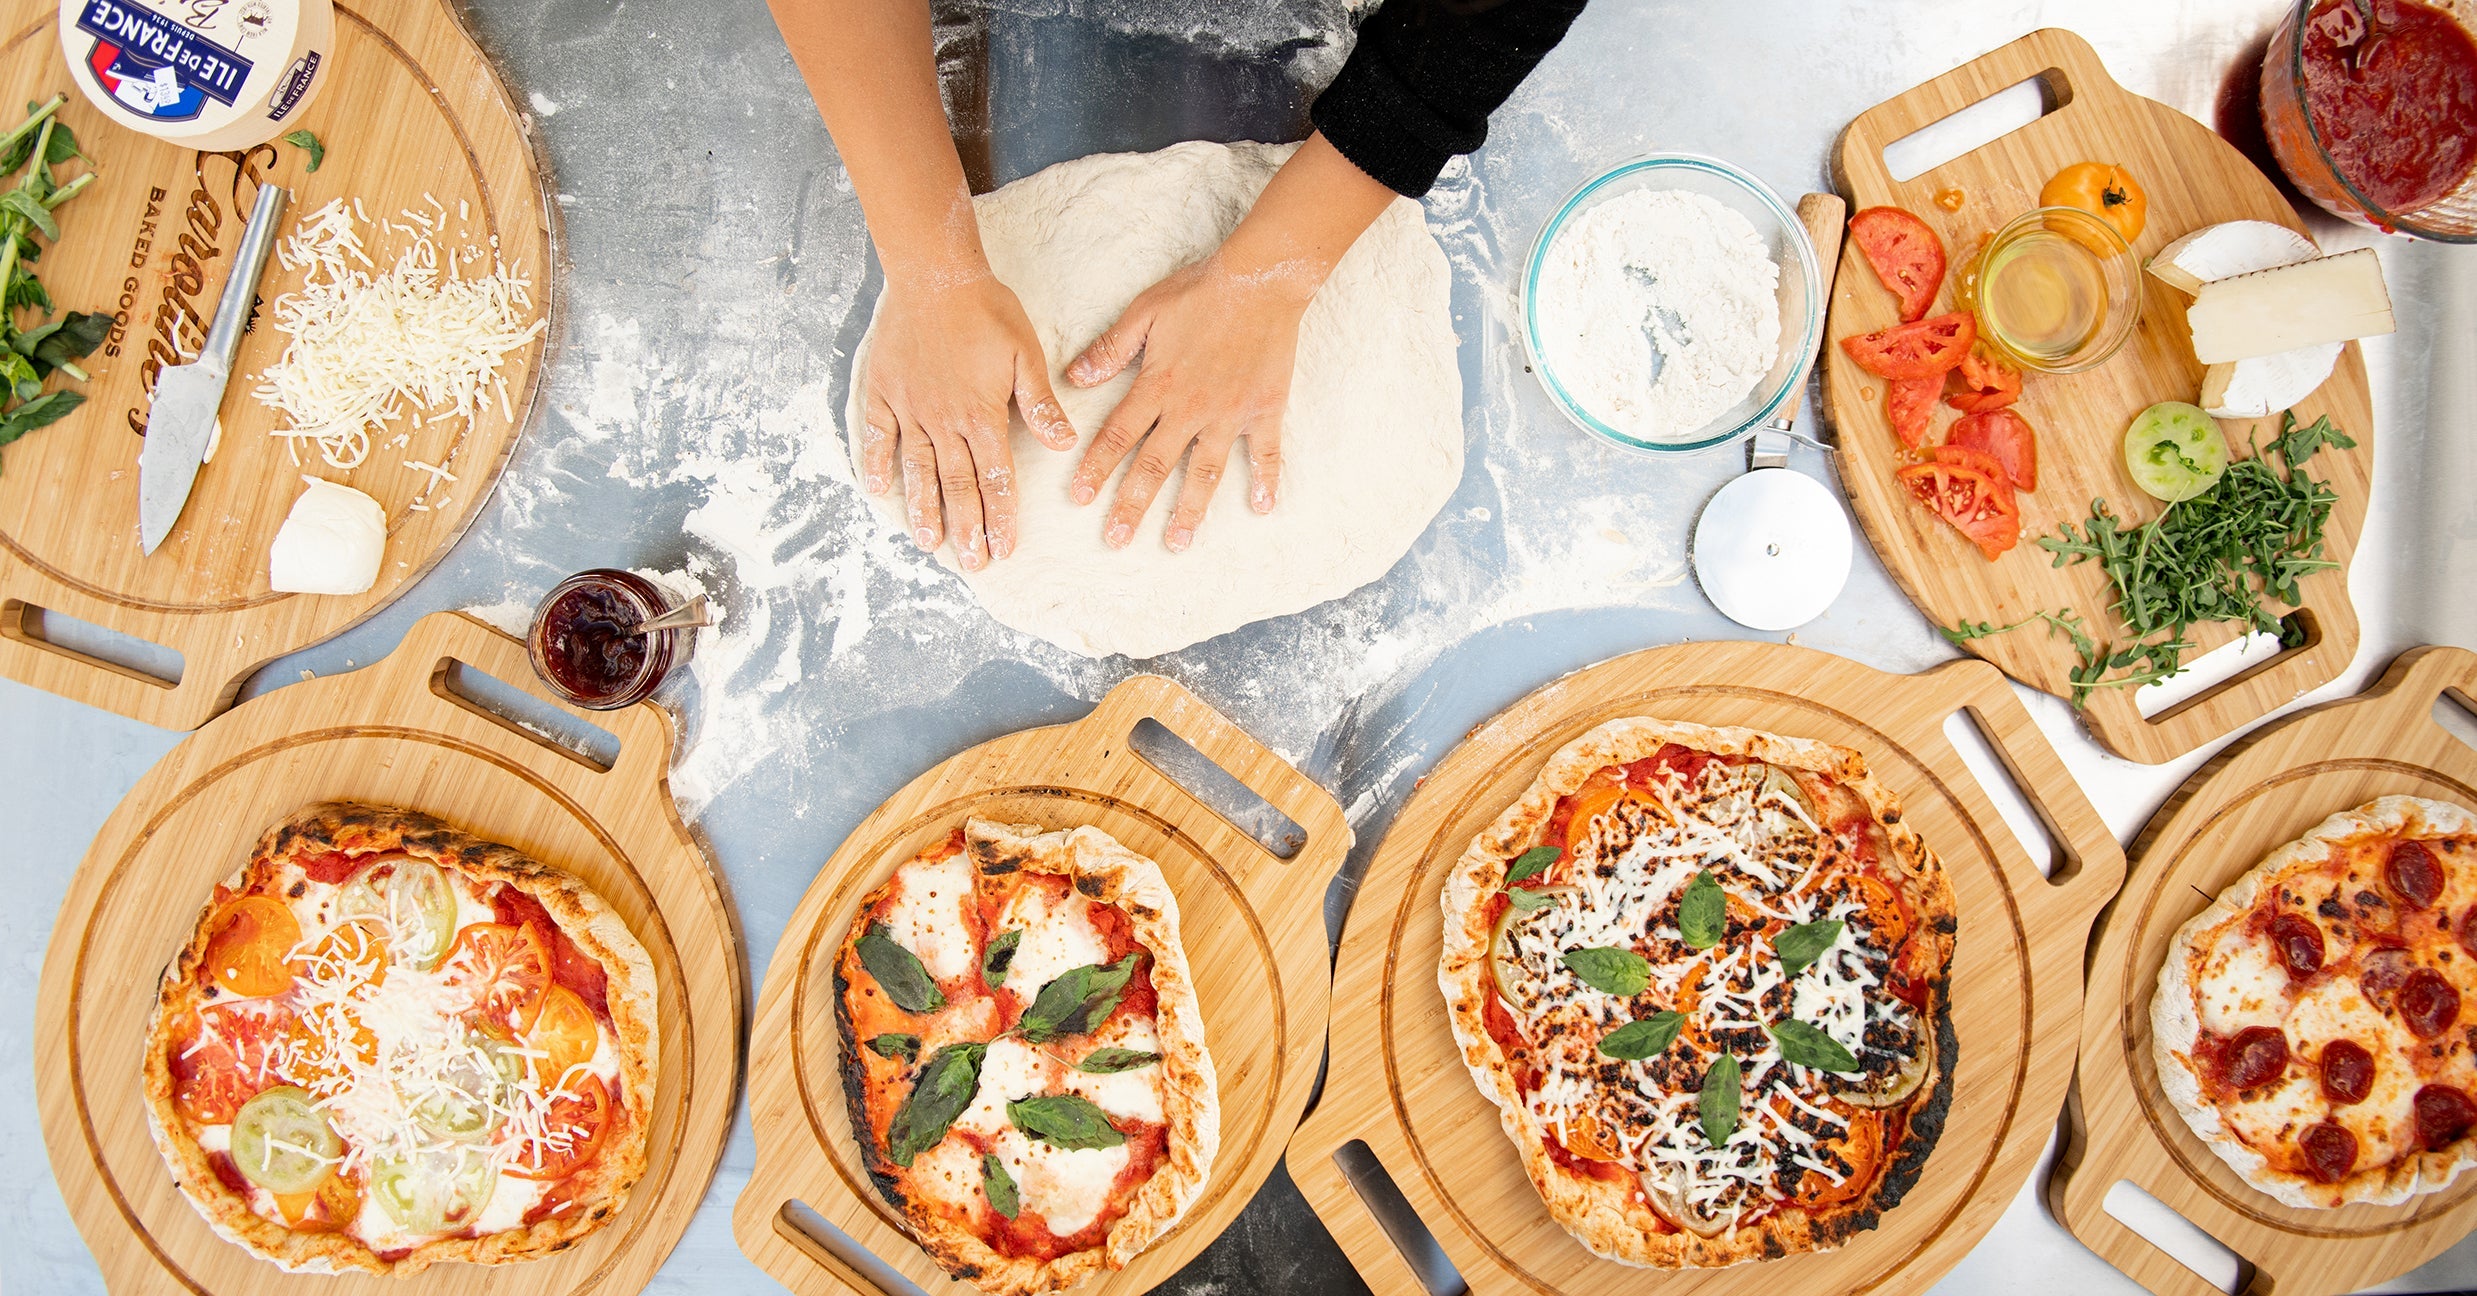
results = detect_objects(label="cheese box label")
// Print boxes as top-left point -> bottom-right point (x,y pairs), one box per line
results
58,0 -> 333,151
73,0 -> 255,119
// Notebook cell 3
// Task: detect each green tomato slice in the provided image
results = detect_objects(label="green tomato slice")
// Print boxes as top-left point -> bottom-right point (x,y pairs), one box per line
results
2123,401 -> 2230,502
370,1145 -> 498,1234
229,1086 -> 341,1195
339,857 -> 459,971
411,1040 -> 511,1144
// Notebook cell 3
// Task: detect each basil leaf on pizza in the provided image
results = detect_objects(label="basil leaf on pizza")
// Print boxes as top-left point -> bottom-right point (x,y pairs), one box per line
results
1505,845 -> 1560,885
1700,1053 -> 1742,1145
887,1042 -> 988,1166
1077,1047 -> 1161,1074
857,922 -> 946,1014
1599,1011 -> 1684,1060
1508,887 -> 1557,912
1562,946 -> 1650,996
867,1033 -> 920,1063
1679,871 -> 1727,949
1773,919 -> 1844,974
982,1154 -> 1021,1219
1017,953 -> 1139,1042
980,928 -> 1022,986
1009,1094 -> 1128,1150
1769,1020 -> 1861,1073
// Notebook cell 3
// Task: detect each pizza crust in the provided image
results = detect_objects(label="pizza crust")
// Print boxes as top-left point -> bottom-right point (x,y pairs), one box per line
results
1438,717 -> 1955,1268
141,802 -> 660,1276
2152,794 -> 2477,1209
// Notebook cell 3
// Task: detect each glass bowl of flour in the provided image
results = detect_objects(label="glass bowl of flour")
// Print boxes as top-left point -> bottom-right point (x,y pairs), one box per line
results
1521,154 -> 1822,454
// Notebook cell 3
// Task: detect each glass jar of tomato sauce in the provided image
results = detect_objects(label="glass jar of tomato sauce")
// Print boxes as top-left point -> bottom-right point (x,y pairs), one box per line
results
2260,0 -> 2477,240
525,570 -> 694,710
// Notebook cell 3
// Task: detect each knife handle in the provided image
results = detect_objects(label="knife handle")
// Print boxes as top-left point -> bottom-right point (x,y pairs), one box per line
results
204,184 -> 289,372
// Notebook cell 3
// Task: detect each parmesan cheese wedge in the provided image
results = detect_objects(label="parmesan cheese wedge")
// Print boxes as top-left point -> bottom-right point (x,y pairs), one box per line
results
2186,248 -> 2395,366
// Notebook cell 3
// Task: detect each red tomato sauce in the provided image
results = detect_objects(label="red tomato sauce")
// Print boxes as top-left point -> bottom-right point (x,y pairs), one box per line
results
980,1124 -> 1172,1261
1542,1132 -> 1636,1187
2299,0 -> 2477,211
206,1152 -> 251,1195
491,885 -> 611,1020
298,849 -> 365,885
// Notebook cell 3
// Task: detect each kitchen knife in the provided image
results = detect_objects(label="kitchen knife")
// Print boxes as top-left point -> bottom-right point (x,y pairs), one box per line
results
138,183 -> 289,555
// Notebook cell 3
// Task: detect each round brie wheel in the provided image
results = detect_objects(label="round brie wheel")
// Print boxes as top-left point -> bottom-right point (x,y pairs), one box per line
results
59,0 -> 335,151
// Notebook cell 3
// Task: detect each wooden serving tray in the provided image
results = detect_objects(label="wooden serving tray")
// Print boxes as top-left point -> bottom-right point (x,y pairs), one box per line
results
0,0 -> 555,730
34,612 -> 738,1294
732,674 -> 1352,1295
2052,646 -> 2477,1296
1285,641 -> 2124,1295
1825,28 -> 2374,765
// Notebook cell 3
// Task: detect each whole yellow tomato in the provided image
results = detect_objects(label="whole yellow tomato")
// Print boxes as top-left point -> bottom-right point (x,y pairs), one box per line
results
2040,162 -> 2147,246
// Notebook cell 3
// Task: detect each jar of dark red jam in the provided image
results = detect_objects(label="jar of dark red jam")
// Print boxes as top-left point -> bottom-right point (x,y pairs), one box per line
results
526,570 -> 691,710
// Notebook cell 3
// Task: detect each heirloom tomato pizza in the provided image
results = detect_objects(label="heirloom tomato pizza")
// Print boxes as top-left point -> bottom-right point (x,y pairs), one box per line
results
143,803 -> 657,1274
837,818 -> 1218,1295
1440,718 -> 1958,1267
2155,795 -> 2477,1208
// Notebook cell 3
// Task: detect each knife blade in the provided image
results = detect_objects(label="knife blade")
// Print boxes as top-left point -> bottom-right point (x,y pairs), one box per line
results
138,183 -> 290,555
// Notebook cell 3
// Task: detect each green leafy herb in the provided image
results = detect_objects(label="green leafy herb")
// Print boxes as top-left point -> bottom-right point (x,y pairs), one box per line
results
1007,1094 -> 1126,1150
856,923 -> 945,1015
282,129 -> 325,172
1699,1054 -> 1741,1146
1771,920 -> 1844,975
1076,1047 -> 1161,1074
1504,846 -> 1560,886
1561,946 -> 1650,997
865,1033 -> 920,1063
1507,887 -> 1556,912
981,928 -> 1022,986
1598,1011 -> 1684,1061
1017,954 -> 1139,1043
982,1154 -> 1020,1219
1769,1020 -> 1861,1073
1678,871 -> 1727,949
885,1042 -> 987,1166
0,94 -> 103,470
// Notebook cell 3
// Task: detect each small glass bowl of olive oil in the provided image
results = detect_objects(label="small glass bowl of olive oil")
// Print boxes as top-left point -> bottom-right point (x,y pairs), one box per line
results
1959,206 -> 2143,374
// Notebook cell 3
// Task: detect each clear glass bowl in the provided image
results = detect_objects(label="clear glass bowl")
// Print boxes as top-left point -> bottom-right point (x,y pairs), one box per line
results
1520,154 -> 1823,455
1957,206 -> 2144,375
2260,0 -> 2477,241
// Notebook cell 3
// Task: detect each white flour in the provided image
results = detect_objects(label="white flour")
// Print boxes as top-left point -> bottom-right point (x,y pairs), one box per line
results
1533,188 -> 1781,443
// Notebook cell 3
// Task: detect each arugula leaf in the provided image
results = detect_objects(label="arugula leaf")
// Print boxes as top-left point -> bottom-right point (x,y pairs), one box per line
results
1008,1094 -> 1126,1150
885,1042 -> 987,1166
1699,1054 -> 1741,1146
1561,946 -> 1650,997
1504,846 -> 1559,886
865,1033 -> 919,1063
283,129 -> 325,172
1678,871 -> 1727,949
1076,1047 -> 1160,1074
1598,1011 -> 1684,1061
980,928 -> 1021,987
855,922 -> 945,1015
982,1154 -> 1020,1219
1771,920 -> 1844,975
1769,1020 -> 1861,1073
1017,954 -> 1139,1042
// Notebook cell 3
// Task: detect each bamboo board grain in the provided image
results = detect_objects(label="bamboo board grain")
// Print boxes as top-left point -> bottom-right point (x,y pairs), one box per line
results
1285,641 -> 2125,1295
732,674 -> 1351,1296
2052,646 -> 2477,1296
0,0 -> 555,730
1824,28 -> 2373,766
34,611 -> 737,1295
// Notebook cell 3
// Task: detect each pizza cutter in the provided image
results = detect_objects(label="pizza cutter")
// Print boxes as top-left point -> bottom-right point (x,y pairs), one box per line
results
1691,192 -> 1855,633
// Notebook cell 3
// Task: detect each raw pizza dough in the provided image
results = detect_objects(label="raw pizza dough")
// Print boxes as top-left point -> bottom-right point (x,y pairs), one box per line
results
843,140 -> 1463,660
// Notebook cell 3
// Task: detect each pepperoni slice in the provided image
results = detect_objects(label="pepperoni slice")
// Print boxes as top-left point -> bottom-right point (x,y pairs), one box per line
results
2400,969 -> 2462,1039
2221,1026 -> 2290,1091
2388,840 -> 2443,910
2299,1122 -> 2359,1184
2319,1039 -> 2375,1105
2268,913 -> 2325,978
2360,945 -> 2411,1007
2415,1085 -> 2477,1151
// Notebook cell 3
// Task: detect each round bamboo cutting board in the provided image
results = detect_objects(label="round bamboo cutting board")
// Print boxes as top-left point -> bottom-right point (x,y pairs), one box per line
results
0,0 -> 554,731
1825,28 -> 2373,766
34,611 -> 737,1295
1284,641 -> 2125,1295
2052,646 -> 2477,1296
732,673 -> 1352,1296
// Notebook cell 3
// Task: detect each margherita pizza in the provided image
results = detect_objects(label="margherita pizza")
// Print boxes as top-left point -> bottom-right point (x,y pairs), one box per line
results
143,803 -> 658,1275
837,818 -> 1218,1295
2154,795 -> 2477,1208
1440,718 -> 1958,1267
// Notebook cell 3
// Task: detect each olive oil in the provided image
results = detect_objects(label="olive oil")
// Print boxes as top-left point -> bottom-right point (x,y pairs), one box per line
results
1978,230 -> 2109,365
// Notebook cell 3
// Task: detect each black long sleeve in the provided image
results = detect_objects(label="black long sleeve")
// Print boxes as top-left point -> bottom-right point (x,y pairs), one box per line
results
1310,0 -> 1590,197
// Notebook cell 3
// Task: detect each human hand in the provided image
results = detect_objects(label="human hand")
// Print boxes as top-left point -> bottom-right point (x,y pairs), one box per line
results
859,272 -> 1077,569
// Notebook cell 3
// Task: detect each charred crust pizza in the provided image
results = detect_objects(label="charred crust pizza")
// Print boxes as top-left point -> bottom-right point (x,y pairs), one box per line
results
835,818 -> 1218,1295
2154,795 -> 2477,1208
1439,717 -> 1959,1267
142,802 -> 658,1275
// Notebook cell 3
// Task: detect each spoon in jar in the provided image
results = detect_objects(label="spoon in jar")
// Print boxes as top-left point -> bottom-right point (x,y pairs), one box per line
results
630,594 -> 713,636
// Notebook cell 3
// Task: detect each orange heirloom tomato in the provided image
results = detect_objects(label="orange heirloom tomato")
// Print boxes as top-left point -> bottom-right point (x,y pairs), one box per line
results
448,922 -> 553,1034
525,985 -> 600,1090
2040,162 -> 2147,247
290,918 -> 388,988
203,896 -> 301,998
274,1172 -> 363,1231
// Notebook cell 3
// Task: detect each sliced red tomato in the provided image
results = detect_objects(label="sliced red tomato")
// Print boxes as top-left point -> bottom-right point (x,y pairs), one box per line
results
1839,312 -> 1976,380
1848,207 -> 1945,322
1944,347 -> 2022,413
1897,450 -> 2020,561
1947,408 -> 2039,492
1887,374 -> 1940,449
447,922 -> 554,1034
202,895 -> 302,999
170,1002 -> 291,1123
503,1073 -> 612,1181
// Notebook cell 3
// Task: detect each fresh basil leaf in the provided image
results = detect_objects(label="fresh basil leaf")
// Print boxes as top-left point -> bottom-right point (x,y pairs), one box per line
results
1699,1053 -> 1741,1146
0,389 -> 79,450
1017,954 -> 1139,1042
1772,920 -> 1844,975
29,310 -> 108,374
856,922 -> 945,1015
1769,1020 -> 1861,1073
885,1042 -> 986,1166
1504,846 -> 1559,885
1678,871 -> 1727,950
1008,1094 -> 1126,1150
1,189 -> 57,241
865,1033 -> 919,1063
1561,946 -> 1649,997
1507,887 -> 1556,912
982,1153 -> 1020,1219
1076,1047 -> 1161,1074
1598,1011 -> 1683,1061
981,928 -> 1022,986
282,129 -> 325,172
42,119 -> 78,166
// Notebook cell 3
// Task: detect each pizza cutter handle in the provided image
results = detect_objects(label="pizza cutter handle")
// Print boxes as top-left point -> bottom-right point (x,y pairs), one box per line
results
1925,658 -> 2127,928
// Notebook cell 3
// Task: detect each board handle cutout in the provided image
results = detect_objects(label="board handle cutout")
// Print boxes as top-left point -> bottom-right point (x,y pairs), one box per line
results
1942,706 -> 2060,876
1332,1140 -> 1468,1296
1077,674 -> 1348,874
1916,660 -> 2124,927
432,658 -> 621,771
1879,71 -> 2068,183
2094,1179 -> 2255,1296
771,1199 -> 921,1296
377,612 -> 673,787
1130,717 -> 1306,859
1,599 -> 184,688
1839,28 -> 2122,197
